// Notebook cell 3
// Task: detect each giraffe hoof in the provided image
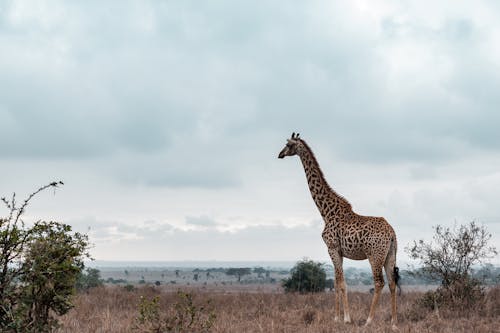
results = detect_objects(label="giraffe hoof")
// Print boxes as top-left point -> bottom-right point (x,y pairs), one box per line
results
344,316 -> 351,324
364,318 -> 372,327
391,324 -> 399,332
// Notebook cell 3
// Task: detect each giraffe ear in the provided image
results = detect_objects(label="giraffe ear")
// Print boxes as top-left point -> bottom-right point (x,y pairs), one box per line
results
291,132 -> 296,139
296,133 -> 300,138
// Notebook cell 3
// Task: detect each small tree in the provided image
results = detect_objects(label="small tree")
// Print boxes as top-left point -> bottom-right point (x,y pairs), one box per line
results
282,259 -> 326,293
406,221 -> 497,313
76,268 -> 103,291
406,221 -> 497,287
225,268 -> 251,282
0,182 -> 90,332
253,267 -> 266,278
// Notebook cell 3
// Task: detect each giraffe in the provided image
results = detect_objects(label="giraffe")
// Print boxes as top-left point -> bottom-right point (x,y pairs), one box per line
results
278,132 -> 399,330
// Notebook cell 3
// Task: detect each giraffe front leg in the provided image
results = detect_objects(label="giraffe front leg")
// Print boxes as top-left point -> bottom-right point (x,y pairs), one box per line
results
334,271 -> 341,322
331,251 -> 351,323
339,278 -> 351,323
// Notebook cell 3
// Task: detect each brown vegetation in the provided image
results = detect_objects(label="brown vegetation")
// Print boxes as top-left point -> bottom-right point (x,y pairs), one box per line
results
56,285 -> 500,333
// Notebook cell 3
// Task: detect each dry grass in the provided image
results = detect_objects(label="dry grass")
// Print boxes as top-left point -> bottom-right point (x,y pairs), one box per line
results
57,285 -> 500,333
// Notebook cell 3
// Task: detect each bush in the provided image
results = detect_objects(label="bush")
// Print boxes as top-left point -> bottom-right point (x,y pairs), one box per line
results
124,284 -> 136,292
106,277 -> 127,284
0,182 -> 90,332
407,278 -> 487,321
282,259 -> 326,293
133,291 -> 216,332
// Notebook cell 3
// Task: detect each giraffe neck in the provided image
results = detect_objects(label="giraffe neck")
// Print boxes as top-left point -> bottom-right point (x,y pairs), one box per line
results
297,141 -> 352,221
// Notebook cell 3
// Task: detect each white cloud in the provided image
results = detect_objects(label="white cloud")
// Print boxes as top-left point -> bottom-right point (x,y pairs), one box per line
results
68,216 -> 326,262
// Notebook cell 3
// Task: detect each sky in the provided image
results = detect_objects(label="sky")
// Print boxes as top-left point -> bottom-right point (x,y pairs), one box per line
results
1,1 -> 499,267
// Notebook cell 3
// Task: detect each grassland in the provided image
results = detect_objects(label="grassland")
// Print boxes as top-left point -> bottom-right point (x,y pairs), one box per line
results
57,285 -> 500,333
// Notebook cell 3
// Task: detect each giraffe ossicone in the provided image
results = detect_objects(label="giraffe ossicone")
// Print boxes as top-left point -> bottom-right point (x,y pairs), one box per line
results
278,132 -> 399,329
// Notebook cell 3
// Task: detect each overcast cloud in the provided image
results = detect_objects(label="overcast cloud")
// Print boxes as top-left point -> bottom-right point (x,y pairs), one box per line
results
0,1 -> 499,266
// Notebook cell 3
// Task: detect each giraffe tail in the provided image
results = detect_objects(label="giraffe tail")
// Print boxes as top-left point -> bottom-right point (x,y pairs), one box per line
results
390,237 -> 402,295
394,266 -> 401,296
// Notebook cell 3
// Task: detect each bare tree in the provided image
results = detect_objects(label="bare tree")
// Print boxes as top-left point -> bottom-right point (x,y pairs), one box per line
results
406,221 -> 497,287
406,221 -> 497,313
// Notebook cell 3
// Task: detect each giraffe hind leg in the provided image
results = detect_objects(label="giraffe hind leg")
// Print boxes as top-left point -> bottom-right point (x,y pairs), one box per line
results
365,257 -> 385,326
384,241 -> 398,330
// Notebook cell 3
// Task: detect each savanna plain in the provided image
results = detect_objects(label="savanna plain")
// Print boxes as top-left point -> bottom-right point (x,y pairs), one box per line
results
57,284 -> 500,333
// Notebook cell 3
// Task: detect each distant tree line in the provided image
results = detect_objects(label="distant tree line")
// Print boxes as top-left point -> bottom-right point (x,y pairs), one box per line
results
92,262 -> 500,287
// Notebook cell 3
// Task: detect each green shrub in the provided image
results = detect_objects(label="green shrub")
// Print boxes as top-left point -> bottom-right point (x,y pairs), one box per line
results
0,182 -> 90,332
282,259 -> 326,293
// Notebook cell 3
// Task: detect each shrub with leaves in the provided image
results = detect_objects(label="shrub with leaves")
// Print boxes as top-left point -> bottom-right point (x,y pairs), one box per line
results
133,291 -> 216,333
0,182 -> 90,332
282,259 -> 326,293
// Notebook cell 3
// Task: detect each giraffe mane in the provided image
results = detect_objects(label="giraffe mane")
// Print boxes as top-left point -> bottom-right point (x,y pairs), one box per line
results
298,138 -> 353,210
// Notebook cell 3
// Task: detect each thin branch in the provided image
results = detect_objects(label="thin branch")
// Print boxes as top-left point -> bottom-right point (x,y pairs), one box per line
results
7,193 -> 16,222
14,181 -> 64,225
1,197 -> 11,210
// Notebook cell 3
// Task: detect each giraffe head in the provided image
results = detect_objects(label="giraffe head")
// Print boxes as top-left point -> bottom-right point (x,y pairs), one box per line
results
278,132 -> 302,159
